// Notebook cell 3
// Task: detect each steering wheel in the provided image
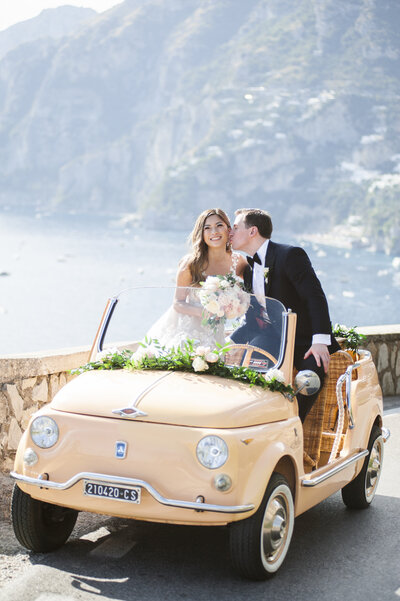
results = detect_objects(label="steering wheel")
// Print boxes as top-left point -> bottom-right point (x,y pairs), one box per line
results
225,343 -> 278,367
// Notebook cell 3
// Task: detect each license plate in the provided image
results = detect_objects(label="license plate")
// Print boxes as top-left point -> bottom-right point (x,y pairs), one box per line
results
84,480 -> 141,504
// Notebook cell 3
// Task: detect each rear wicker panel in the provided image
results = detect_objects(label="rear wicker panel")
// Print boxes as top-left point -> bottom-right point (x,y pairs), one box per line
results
302,351 -> 354,467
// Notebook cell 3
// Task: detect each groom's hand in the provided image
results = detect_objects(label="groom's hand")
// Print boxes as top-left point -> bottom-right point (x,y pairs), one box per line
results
304,343 -> 330,373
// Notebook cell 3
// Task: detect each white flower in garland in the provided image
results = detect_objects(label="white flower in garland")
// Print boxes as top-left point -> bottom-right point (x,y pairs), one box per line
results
192,357 -> 209,372
193,345 -> 220,369
205,352 -> 219,363
263,368 -> 285,383
133,346 -> 155,361
76,339 -> 294,396
96,347 -> 120,360
264,267 -> 270,283
195,346 -> 211,356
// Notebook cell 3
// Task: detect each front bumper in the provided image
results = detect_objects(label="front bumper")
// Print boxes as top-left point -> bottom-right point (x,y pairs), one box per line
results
10,470 -> 254,515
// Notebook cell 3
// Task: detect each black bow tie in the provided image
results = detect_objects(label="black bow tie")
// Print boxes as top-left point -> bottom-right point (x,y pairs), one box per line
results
247,253 -> 262,267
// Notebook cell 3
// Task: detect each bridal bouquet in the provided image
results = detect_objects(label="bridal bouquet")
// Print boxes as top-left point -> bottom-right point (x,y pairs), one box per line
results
199,273 -> 250,332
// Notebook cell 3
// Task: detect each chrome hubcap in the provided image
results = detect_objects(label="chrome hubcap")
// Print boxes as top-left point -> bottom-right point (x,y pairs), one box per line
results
366,436 -> 383,502
262,489 -> 292,565
270,512 -> 286,548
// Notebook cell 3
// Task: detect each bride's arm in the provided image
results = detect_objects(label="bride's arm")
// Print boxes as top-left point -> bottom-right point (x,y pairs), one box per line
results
235,254 -> 248,278
173,262 -> 203,317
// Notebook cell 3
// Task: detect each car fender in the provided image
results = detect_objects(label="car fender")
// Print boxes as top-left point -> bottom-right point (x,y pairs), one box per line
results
239,439 -> 300,514
347,399 -> 382,453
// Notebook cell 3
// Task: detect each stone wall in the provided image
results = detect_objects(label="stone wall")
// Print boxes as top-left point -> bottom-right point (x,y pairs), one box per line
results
0,346 -> 90,472
0,327 -> 399,472
358,325 -> 400,396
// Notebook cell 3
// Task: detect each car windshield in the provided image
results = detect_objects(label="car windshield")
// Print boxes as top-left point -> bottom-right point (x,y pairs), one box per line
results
99,286 -> 287,371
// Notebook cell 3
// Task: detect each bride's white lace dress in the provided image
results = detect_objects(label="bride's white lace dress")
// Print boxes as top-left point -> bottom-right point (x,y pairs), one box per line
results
146,253 -> 240,350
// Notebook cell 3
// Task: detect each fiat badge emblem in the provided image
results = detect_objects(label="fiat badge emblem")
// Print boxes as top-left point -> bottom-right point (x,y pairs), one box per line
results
115,441 -> 127,459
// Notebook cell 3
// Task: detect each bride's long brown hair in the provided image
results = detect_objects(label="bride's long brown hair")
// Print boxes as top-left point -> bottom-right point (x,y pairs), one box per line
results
182,208 -> 231,285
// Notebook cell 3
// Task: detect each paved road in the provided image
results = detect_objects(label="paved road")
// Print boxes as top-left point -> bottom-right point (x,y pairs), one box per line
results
1,410 -> 399,601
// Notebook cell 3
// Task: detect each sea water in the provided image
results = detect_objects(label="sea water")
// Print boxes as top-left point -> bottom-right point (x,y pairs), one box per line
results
0,211 -> 399,355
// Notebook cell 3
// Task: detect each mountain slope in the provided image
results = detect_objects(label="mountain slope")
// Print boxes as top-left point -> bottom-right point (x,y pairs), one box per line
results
0,0 -> 399,252
0,5 -> 97,60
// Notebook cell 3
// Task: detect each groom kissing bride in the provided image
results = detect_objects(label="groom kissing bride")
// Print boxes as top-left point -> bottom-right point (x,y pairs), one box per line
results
229,208 -> 339,423
147,206 -> 338,423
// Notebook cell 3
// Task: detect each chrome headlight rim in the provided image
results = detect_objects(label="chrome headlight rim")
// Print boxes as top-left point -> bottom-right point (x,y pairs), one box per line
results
30,416 -> 59,449
196,435 -> 228,470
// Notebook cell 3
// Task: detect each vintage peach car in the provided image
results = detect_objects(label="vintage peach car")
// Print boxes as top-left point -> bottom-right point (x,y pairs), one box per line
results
10,287 -> 390,580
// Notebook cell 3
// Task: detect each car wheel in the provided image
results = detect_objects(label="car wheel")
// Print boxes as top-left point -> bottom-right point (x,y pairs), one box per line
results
11,484 -> 78,552
341,425 -> 383,510
229,473 -> 294,580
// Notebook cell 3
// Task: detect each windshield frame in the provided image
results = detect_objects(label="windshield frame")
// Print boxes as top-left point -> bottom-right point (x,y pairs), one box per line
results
90,286 -> 290,372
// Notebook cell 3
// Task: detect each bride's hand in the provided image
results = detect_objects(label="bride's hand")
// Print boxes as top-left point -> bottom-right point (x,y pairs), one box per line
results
173,298 -> 203,317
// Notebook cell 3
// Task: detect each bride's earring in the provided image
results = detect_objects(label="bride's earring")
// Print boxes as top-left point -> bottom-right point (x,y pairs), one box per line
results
226,241 -> 232,251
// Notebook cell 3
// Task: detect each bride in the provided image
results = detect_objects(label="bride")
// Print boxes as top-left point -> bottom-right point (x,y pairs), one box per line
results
146,208 -> 247,349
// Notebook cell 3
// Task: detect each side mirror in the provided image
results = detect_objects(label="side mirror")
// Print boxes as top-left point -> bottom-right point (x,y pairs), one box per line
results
294,370 -> 320,396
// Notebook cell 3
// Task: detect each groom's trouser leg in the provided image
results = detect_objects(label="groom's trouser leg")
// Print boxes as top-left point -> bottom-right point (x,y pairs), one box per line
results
293,346 -> 326,423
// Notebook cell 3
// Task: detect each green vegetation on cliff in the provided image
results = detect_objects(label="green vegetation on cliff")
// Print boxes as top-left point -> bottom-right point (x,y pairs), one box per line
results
0,0 -> 399,252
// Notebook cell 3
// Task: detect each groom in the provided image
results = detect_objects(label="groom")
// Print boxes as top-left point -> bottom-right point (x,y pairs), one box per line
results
230,208 -> 339,422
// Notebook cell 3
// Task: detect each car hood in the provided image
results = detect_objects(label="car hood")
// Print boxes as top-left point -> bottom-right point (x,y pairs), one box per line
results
51,370 -> 293,428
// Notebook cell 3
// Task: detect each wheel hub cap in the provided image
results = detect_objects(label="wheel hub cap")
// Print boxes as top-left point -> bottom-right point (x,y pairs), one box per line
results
366,438 -> 383,501
263,496 -> 288,557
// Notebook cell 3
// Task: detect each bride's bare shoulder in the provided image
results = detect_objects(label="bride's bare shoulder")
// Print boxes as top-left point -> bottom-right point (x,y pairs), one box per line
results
178,254 -> 191,269
176,254 -> 192,286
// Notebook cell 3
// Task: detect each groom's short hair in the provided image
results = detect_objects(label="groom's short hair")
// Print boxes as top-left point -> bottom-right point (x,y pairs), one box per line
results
235,208 -> 273,239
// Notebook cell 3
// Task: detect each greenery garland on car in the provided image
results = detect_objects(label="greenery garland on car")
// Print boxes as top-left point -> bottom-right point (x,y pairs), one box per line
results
332,324 -> 366,351
72,339 -> 294,396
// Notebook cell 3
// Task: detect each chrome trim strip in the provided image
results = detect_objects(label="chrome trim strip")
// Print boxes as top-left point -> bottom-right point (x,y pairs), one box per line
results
111,407 -> 148,418
10,471 -> 254,514
97,297 -> 119,353
345,364 -> 357,428
112,371 -> 174,417
328,373 -> 347,463
276,310 -> 289,370
301,450 -> 368,487
131,371 -> 173,408
382,426 -> 391,443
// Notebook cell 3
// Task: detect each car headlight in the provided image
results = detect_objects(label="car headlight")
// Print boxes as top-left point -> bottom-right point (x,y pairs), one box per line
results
30,416 -> 59,449
196,436 -> 228,469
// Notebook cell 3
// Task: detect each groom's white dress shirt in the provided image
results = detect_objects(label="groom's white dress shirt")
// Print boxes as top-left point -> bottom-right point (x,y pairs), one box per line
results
252,239 -> 269,304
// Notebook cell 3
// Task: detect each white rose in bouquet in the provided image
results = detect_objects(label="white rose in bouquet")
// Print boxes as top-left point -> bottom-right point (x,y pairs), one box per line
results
201,276 -> 220,292
200,273 -> 250,332
204,299 -> 221,315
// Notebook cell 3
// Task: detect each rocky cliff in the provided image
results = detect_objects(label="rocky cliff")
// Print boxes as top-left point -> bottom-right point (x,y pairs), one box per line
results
0,6 -> 97,60
0,0 -> 399,252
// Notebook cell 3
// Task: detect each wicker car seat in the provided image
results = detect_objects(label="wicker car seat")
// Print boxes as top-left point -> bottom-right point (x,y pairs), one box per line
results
302,350 -> 354,470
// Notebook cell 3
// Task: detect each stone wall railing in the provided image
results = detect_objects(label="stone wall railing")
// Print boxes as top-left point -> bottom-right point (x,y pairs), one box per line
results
358,325 -> 400,396
0,346 -> 90,472
1,326 -> 399,472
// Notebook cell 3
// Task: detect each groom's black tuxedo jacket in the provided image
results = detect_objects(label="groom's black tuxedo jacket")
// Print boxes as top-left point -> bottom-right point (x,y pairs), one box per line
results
243,240 -> 339,353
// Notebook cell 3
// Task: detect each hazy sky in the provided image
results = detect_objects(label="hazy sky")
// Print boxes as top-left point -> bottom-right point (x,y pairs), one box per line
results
0,1 -> 123,32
